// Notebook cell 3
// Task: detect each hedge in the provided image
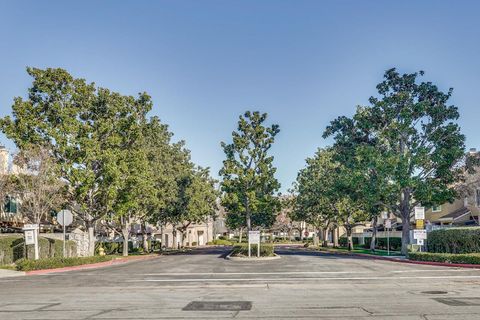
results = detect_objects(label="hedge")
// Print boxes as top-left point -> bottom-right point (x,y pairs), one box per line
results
408,252 -> 480,264
427,228 -> 480,254
363,237 -> 402,251
95,240 -> 161,255
338,237 -> 359,247
0,236 -> 76,265
15,255 -> 115,271
231,244 -> 275,257
207,239 -> 234,246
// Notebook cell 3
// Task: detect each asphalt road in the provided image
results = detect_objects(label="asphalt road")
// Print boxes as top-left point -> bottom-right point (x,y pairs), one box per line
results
1,246 -> 480,319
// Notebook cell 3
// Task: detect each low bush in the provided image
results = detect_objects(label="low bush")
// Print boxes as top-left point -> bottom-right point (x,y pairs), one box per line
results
207,239 -> 233,246
427,228 -> 480,254
231,244 -> 275,257
95,240 -> 160,255
15,255 -> 116,271
408,252 -> 480,264
363,237 -> 402,251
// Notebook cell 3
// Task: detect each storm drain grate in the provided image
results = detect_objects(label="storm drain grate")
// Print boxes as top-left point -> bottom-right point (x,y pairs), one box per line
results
183,301 -> 252,311
422,291 -> 448,295
434,298 -> 480,306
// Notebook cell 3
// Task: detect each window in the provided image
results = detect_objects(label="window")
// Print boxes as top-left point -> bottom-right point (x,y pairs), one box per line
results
476,189 -> 480,207
432,205 -> 442,212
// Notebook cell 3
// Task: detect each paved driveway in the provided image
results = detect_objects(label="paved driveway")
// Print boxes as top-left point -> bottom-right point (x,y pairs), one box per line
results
1,246 -> 480,319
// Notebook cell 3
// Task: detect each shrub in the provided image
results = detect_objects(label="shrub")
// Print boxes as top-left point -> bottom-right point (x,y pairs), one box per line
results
339,237 -> 359,247
207,239 -> 233,246
15,255 -> 115,271
363,237 -> 402,251
231,244 -> 274,257
408,252 -> 480,264
0,236 -> 76,265
427,228 -> 480,254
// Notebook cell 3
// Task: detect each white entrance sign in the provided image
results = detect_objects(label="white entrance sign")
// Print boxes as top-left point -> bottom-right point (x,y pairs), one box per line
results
248,231 -> 260,244
24,230 -> 35,245
414,207 -> 425,220
413,229 -> 427,240
385,219 -> 392,229
248,230 -> 261,258
22,224 -> 39,260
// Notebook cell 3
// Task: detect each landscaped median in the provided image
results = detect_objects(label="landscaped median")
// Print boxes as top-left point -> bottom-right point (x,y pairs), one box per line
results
15,254 -> 157,274
226,243 -> 280,260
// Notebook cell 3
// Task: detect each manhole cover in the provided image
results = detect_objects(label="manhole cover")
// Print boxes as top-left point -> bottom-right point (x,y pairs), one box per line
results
183,301 -> 252,311
422,291 -> 448,295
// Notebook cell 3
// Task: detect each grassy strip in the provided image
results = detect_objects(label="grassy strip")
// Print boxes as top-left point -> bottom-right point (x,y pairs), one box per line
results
408,252 -> 480,264
15,255 -> 119,271
318,246 -> 403,257
207,239 -> 235,246
231,244 -> 275,257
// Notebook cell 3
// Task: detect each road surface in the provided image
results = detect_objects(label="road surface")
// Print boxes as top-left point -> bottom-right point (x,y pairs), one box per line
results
1,246 -> 480,319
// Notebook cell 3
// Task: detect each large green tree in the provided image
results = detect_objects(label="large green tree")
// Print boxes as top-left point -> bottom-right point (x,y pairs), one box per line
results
220,111 -> 281,232
324,68 -> 468,254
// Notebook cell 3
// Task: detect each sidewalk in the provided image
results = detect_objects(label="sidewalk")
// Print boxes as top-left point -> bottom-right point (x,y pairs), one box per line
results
0,268 -> 25,278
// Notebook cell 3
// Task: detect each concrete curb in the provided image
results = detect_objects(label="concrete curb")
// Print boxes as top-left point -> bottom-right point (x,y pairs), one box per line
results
26,255 -> 158,275
318,249 -> 480,269
225,252 -> 281,261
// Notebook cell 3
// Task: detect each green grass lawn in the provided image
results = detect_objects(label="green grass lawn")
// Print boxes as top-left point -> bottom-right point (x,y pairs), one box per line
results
320,246 -> 403,256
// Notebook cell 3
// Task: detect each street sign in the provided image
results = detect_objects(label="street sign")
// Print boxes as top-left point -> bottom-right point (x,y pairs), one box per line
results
385,219 -> 392,229
413,229 -> 427,240
24,230 -> 35,245
416,219 -> 424,229
417,239 -> 424,245
248,231 -> 260,244
57,210 -> 73,226
414,207 -> 425,220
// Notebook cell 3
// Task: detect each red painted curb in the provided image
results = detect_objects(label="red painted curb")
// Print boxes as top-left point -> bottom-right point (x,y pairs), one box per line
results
320,250 -> 480,269
26,255 -> 158,275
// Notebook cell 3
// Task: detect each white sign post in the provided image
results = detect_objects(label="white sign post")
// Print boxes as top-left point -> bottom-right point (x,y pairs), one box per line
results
385,219 -> 392,256
248,230 -> 260,258
23,224 -> 39,260
57,210 -> 73,257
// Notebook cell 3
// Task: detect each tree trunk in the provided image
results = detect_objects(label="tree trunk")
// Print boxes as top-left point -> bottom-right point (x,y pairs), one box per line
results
346,226 -> 353,251
333,226 -> 339,247
313,228 -> 320,246
159,224 -> 164,252
370,216 -> 378,252
86,221 -> 96,257
121,223 -> 129,257
172,229 -> 177,249
141,223 -> 149,253
400,189 -> 411,255
322,228 -> 329,247
246,213 -> 251,232
238,228 -> 243,243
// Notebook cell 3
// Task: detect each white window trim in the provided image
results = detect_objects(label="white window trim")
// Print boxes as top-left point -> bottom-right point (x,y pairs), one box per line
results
432,205 -> 442,212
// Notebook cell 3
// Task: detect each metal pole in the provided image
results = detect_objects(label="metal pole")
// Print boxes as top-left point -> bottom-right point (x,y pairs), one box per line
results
34,228 -> 39,260
63,214 -> 66,258
257,241 -> 260,258
387,227 -> 390,256
248,242 -> 251,258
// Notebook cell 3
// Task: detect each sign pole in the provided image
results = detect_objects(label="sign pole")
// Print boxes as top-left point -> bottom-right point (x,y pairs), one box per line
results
248,242 -> 251,258
387,227 -> 390,256
34,228 -> 39,260
257,238 -> 260,258
63,212 -> 66,258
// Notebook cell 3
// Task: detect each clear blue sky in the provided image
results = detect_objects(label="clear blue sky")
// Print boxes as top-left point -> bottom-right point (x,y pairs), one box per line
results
1,0 -> 479,192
